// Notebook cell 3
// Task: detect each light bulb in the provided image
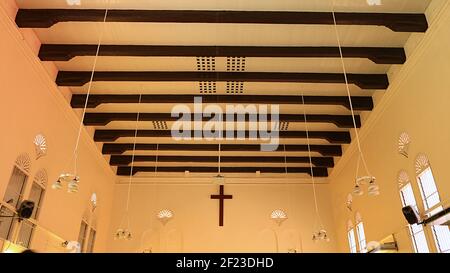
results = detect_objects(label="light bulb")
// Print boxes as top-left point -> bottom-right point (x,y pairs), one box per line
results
52,179 -> 62,190
368,180 -> 380,196
353,184 -> 363,196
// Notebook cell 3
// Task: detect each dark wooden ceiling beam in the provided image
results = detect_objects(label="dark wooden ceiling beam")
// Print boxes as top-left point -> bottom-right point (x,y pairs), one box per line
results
56,71 -> 389,89
71,94 -> 374,111
16,9 -> 428,32
94,130 -> 351,143
83,112 -> 361,128
116,166 -> 328,176
102,143 -> 343,156
39,44 -> 406,64
110,155 -> 334,167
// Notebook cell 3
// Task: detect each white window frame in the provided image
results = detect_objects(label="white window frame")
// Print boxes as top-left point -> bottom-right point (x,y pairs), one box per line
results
16,175 -> 46,248
347,228 -> 357,253
355,222 -> 367,253
86,228 -> 96,253
399,183 -> 429,253
78,220 -> 89,253
416,167 -> 450,253
0,164 -> 30,241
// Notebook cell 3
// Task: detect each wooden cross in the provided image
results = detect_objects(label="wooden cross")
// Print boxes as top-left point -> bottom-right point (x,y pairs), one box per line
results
210,185 -> 233,227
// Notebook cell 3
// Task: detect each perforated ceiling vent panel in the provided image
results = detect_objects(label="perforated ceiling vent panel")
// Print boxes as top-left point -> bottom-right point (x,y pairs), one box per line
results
226,81 -> 244,94
227,57 -> 246,72
152,121 -> 169,130
279,122 -> 290,131
226,57 -> 246,94
199,81 -> 217,94
196,56 -> 216,71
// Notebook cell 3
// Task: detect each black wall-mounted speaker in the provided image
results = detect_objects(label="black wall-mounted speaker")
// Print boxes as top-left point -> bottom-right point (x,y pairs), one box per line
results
17,200 -> 35,219
402,206 -> 420,225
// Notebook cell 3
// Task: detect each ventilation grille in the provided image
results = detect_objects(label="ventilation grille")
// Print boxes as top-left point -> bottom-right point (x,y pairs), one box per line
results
227,57 -> 246,71
199,81 -> 217,94
226,81 -> 244,94
279,122 -> 290,131
152,121 -> 169,130
196,56 -> 216,71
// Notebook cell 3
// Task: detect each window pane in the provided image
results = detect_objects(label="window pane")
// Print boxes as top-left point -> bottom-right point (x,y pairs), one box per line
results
413,229 -> 430,253
16,220 -> 35,248
432,225 -> 450,253
78,221 -> 88,252
0,206 -> 15,240
87,229 -> 96,253
29,184 -> 44,219
400,183 -> 429,253
356,222 -> 367,252
426,193 -> 440,210
347,229 -> 357,253
3,167 -> 28,208
419,169 -> 438,198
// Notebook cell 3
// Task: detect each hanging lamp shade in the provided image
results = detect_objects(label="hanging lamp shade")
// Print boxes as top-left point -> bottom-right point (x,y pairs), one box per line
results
353,184 -> 364,196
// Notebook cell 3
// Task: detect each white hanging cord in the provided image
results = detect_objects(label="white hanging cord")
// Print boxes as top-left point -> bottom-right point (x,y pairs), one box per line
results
354,153 -> 361,183
155,143 -> 159,176
218,143 -> 221,174
283,144 -> 288,176
301,94 -> 323,228
330,1 -> 371,177
125,94 -> 143,214
71,5 -> 109,175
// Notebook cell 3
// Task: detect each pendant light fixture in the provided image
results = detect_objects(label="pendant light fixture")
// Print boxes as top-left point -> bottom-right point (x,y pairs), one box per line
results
114,94 -> 143,240
301,94 -> 330,243
53,3 -> 110,193
330,1 -> 379,197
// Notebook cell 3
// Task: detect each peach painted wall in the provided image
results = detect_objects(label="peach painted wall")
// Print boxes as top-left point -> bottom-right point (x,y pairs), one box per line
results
107,180 -> 337,253
329,1 -> 450,253
0,2 -> 116,252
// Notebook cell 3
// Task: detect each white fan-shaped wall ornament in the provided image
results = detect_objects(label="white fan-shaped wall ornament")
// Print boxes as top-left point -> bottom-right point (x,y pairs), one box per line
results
397,170 -> 410,188
415,154 -> 430,174
398,132 -> 410,158
33,134 -> 47,159
157,209 -> 174,225
270,209 -> 288,225
15,153 -> 32,174
34,169 -> 48,188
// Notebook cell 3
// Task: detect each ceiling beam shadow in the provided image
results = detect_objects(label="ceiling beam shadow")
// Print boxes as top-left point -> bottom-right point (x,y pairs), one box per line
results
39,45 -> 406,64
102,143 -> 343,157
56,71 -> 389,89
83,113 -> 361,128
71,94 -> 374,111
110,155 -> 335,167
116,166 -> 328,177
93,130 -> 351,143
16,9 -> 428,32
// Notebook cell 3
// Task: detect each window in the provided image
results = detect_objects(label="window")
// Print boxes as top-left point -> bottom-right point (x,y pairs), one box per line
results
86,228 -> 96,253
3,166 -> 28,209
416,167 -> 450,253
78,220 -> 89,252
356,222 -> 367,252
348,228 -> 357,253
399,183 -> 429,253
16,170 -> 47,248
0,156 -> 31,241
